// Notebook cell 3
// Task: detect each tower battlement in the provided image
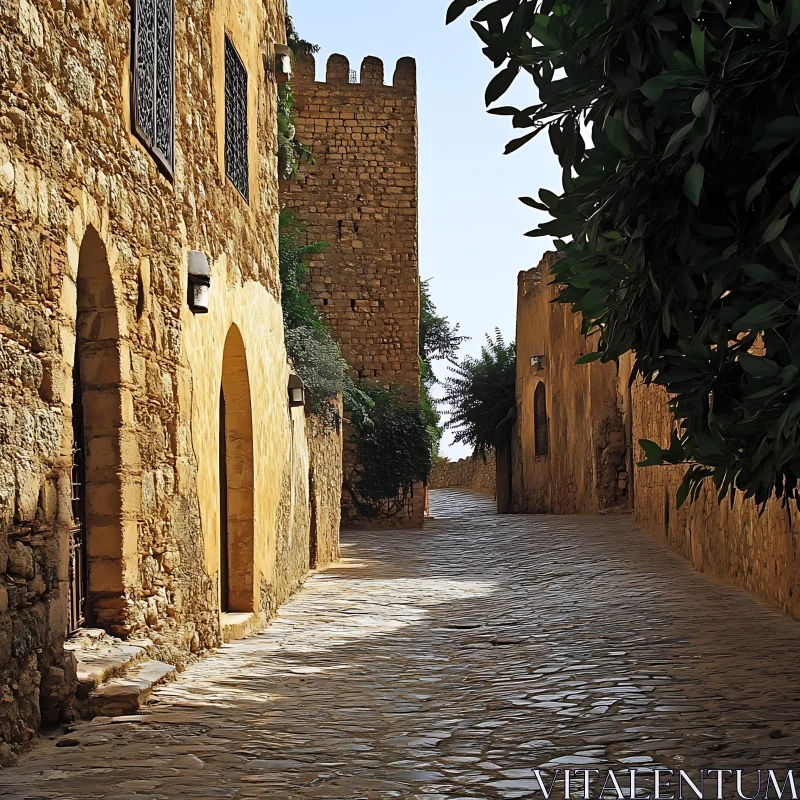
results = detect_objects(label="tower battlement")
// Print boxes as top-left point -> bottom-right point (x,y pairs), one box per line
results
294,53 -> 416,93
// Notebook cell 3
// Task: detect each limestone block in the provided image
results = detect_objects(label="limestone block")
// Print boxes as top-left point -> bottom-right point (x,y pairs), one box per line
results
14,461 -> 40,522
7,541 -> 35,578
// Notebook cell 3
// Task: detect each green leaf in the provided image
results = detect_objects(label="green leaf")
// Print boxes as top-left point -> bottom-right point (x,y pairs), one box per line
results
576,351 -> 603,365
745,175 -> 767,208
763,117 -> 800,137
732,300 -> 786,334
742,263 -> 779,282
519,196 -> 549,211
485,64 -> 520,106
692,90 -> 710,117
763,216 -> 789,243
664,121 -> 694,157
505,131 -> 538,154
791,175 -> 800,208
684,163 -> 705,206
446,0 -> 479,24
604,116 -> 631,156
691,23 -> 705,71
739,353 -> 781,378
638,439 -> 665,467
726,17 -> 763,28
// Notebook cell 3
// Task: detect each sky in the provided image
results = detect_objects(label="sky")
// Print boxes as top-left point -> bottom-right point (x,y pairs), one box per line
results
290,1 -> 560,458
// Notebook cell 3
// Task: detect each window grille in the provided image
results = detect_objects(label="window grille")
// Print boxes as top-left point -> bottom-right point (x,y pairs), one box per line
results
534,382 -> 549,457
225,36 -> 249,202
349,69 -> 358,84
131,0 -> 174,175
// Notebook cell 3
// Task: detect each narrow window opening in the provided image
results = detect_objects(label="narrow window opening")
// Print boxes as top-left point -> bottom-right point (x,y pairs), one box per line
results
350,299 -> 356,311
323,298 -> 329,306
337,220 -> 343,240
131,0 -> 175,176
224,35 -> 249,202
534,382 -> 549,458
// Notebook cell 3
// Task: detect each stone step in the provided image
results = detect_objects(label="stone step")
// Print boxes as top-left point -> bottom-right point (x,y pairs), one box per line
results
65,628 -> 154,699
88,660 -> 177,717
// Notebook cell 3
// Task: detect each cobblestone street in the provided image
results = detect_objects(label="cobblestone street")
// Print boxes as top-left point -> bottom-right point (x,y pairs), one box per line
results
4,489 -> 800,799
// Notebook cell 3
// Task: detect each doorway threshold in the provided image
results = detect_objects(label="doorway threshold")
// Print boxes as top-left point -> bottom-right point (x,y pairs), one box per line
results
220,611 -> 260,643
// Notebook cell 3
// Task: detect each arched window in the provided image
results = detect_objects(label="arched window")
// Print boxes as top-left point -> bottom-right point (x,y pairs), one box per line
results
534,382 -> 549,457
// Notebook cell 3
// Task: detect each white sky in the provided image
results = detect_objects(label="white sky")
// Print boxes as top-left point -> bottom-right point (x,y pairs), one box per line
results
289,1 -> 560,458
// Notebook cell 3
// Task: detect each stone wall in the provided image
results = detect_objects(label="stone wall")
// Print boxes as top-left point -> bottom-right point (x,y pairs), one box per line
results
512,253 -> 629,515
307,408 -> 344,569
279,53 -> 423,530
429,453 -> 496,497
633,381 -> 800,619
0,0 -> 342,761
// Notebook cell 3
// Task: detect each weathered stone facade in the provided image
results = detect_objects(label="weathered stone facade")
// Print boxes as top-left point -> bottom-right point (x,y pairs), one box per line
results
513,255 -> 800,620
633,381 -> 800,619
0,0 -> 342,761
429,453 -> 496,498
512,254 -> 629,515
279,53 -> 423,529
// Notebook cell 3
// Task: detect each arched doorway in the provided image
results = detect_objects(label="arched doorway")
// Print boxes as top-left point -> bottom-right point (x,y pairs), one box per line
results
70,226 -> 127,632
219,325 -> 255,613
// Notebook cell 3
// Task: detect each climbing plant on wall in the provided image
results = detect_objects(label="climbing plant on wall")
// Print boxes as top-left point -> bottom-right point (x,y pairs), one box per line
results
279,211 -> 369,420
347,386 -> 433,519
449,0 -> 800,508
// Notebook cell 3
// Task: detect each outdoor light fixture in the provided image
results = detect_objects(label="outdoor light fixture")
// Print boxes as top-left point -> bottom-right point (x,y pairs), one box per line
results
288,374 -> 306,408
187,251 -> 211,314
274,44 -> 292,83
531,355 -> 545,370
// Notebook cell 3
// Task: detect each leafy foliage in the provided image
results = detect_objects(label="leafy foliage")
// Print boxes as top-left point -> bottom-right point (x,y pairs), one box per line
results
443,330 -> 517,459
347,386 -> 433,518
278,84 -> 313,179
449,0 -> 800,508
278,16 -> 316,179
280,211 -> 368,419
420,279 -> 467,365
280,212 -> 433,516
418,279 -> 468,457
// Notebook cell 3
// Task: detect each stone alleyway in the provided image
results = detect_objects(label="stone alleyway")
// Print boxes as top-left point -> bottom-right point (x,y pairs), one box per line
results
4,489 -> 800,799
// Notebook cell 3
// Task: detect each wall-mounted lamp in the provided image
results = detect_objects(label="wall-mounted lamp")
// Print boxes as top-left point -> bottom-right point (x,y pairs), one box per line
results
288,374 -> 306,408
187,251 -> 211,314
531,355 -> 545,370
274,44 -> 292,83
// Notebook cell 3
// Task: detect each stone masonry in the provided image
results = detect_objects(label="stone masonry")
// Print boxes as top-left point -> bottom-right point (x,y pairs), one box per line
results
512,253 -> 629,515
0,0 -> 342,762
280,53 -> 423,529
429,452 -> 496,498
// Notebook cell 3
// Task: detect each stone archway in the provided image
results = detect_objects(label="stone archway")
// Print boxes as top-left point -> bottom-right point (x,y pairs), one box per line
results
72,225 -> 130,631
219,325 -> 255,613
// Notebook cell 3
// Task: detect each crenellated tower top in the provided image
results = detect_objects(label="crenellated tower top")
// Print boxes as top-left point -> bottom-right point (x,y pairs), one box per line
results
293,53 -> 417,95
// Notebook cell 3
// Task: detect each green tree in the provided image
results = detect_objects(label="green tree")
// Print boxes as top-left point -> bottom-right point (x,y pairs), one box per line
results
449,0 -> 800,508
418,280 -> 467,457
443,330 -> 516,459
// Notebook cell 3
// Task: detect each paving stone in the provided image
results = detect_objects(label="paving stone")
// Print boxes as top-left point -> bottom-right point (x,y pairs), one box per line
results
6,489 -> 800,797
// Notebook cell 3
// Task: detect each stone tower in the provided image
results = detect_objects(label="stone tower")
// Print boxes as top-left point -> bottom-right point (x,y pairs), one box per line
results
280,53 -> 422,528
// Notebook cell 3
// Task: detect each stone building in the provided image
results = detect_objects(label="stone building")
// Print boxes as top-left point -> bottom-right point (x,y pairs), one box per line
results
511,254 -> 629,515
512,253 -> 800,620
0,0 -> 341,761
279,53 -> 423,529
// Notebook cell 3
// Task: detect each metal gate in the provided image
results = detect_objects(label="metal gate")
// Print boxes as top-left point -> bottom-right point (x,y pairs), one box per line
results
68,360 -> 87,635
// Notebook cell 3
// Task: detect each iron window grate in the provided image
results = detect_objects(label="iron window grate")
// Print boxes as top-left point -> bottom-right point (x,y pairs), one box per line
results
224,36 -> 249,203
131,0 -> 174,176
